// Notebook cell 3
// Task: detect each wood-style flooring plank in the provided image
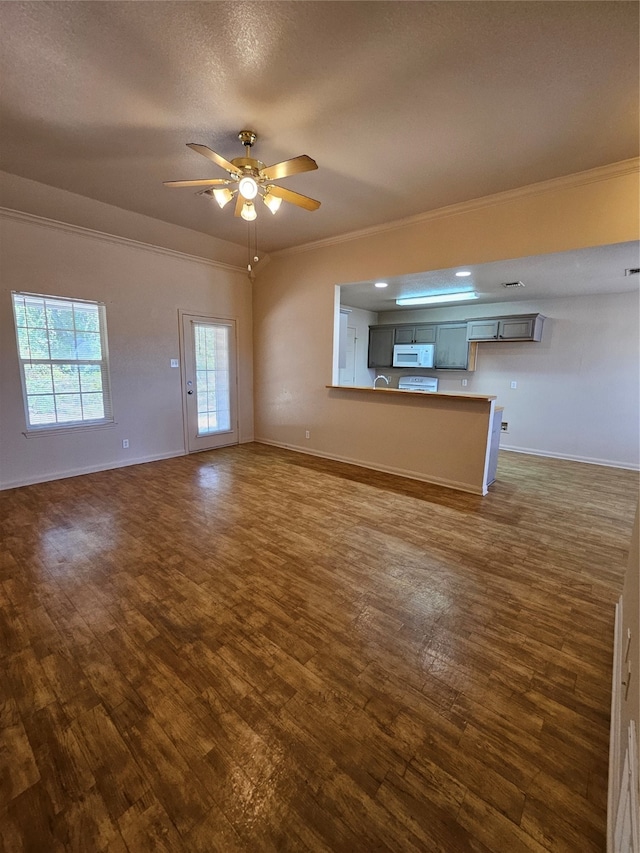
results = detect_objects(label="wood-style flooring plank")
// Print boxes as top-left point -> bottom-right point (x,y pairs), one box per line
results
0,443 -> 637,851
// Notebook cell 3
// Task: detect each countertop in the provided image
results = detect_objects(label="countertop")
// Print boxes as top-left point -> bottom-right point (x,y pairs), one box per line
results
326,385 -> 497,402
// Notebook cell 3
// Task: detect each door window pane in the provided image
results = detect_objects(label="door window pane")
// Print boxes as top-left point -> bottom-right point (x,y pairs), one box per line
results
193,323 -> 231,435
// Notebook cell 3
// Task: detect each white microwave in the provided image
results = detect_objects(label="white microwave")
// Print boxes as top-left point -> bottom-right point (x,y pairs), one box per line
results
393,343 -> 435,368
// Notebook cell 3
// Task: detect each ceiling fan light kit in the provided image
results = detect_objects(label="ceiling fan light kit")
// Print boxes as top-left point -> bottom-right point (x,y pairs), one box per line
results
238,176 -> 258,200
241,201 -> 257,222
164,130 -> 320,221
262,190 -> 282,215
212,188 -> 234,209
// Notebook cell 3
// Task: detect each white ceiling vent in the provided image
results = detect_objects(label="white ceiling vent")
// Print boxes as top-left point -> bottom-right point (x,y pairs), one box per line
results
502,280 -> 525,288
624,268 -> 640,276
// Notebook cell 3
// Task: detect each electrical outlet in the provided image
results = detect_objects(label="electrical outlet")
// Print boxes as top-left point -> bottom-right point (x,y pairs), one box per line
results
500,422 -> 509,433
510,381 -> 517,389
170,359 -> 179,368
305,430 -> 310,439
122,439 -> 129,449
461,379 -> 468,386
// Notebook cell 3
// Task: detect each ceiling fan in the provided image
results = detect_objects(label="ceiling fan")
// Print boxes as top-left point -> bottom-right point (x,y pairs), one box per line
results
163,130 -> 321,221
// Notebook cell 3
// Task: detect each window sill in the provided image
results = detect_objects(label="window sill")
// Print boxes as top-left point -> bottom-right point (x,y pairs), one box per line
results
23,421 -> 117,438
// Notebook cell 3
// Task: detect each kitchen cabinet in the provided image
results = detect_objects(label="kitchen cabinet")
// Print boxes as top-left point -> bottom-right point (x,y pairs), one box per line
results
467,313 -> 545,342
435,323 -> 470,369
367,325 -> 395,368
368,321 -> 473,370
394,324 -> 437,344
367,311 -> 543,372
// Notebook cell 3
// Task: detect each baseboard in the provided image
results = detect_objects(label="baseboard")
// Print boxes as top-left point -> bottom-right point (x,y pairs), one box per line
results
253,438 -> 486,495
500,444 -> 640,472
0,449 -> 187,491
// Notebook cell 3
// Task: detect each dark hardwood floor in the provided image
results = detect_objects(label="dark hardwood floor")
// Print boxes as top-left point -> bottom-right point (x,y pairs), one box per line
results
1,443 -> 638,852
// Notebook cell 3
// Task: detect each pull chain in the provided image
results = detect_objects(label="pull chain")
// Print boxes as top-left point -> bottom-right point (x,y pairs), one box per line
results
247,219 -> 258,280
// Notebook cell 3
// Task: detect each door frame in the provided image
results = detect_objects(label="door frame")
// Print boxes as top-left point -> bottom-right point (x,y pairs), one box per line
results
178,310 -> 239,453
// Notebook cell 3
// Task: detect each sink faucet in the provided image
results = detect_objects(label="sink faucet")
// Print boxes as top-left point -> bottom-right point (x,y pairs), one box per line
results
374,375 -> 390,388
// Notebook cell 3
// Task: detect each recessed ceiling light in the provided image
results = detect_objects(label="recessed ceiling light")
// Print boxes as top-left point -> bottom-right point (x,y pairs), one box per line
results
374,281 -> 388,288
455,271 -> 472,277
396,291 -> 478,306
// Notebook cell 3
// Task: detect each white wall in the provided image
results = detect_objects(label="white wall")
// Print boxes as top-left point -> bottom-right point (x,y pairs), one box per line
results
374,292 -> 639,469
339,304 -> 378,387
0,207 -> 254,490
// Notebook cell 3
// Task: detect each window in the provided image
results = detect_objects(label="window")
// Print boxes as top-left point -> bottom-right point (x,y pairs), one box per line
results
11,292 -> 113,432
194,322 -> 231,434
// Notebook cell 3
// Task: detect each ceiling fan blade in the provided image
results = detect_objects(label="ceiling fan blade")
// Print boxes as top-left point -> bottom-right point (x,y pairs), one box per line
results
163,179 -> 232,188
187,143 -> 239,175
234,193 -> 244,217
267,184 -> 321,211
260,155 -> 318,181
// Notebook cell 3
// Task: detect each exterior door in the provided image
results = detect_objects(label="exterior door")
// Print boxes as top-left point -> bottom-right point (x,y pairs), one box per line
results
181,314 -> 238,452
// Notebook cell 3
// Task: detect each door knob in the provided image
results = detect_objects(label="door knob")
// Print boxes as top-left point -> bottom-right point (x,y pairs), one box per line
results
187,389 -> 193,395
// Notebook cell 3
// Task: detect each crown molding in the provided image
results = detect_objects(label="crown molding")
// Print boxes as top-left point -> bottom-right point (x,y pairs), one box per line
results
0,207 -> 248,274
272,158 -> 640,259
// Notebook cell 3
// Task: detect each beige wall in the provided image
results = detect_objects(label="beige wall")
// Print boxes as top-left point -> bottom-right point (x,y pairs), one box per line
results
0,209 -> 253,489
2,163 -> 638,491
253,165 -> 639,481
0,170 -> 247,269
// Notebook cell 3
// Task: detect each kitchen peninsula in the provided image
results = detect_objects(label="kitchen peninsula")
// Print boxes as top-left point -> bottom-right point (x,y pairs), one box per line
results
326,385 -> 502,495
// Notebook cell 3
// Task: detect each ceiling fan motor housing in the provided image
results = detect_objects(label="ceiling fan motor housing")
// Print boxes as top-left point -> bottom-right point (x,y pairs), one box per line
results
231,157 -> 265,178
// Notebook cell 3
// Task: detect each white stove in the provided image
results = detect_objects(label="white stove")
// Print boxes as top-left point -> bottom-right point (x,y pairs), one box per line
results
397,375 -> 439,393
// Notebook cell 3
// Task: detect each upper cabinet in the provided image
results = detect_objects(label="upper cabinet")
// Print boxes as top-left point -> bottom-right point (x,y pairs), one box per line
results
368,312 -> 545,370
394,324 -> 437,344
368,325 -> 395,368
369,322 -> 472,369
435,324 -> 470,369
467,313 -> 545,342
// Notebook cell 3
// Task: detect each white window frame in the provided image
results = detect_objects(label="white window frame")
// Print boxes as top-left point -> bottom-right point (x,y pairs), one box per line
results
11,291 -> 114,435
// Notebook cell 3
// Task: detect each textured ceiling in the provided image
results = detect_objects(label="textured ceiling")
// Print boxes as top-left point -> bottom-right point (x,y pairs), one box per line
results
0,1 -> 638,255
341,242 -> 640,312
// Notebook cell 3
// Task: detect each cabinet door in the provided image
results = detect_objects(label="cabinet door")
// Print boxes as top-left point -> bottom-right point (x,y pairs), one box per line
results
414,325 -> 437,343
435,324 -> 469,369
498,317 -> 535,340
394,326 -> 415,344
467,319 -> 499,340
368,327 -> 395,368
